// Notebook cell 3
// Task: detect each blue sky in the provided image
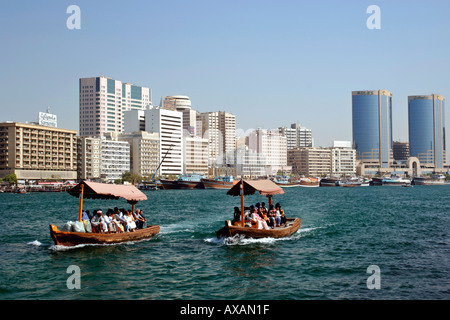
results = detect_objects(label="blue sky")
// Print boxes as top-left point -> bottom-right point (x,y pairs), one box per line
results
1,0 -> 449,154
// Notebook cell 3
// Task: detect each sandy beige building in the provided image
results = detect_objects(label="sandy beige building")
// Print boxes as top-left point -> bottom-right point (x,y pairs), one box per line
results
0,122 -> 77,180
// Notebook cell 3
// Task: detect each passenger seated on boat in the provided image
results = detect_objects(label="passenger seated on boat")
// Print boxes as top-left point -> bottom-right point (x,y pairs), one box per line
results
105,209 -> 122,233
91,210 -> 108,233
244,206 -> 254,227
135,209 -> 147,229
275,203 -> 286,226
114,207 -> 128,230
251,207 -> 270,230
261,202 -> 268,215
82,210 -> 91,221
125,210 -> 137,232
259,206 -> 270,225
268,205 -> 277,228
232,207 -> 241,226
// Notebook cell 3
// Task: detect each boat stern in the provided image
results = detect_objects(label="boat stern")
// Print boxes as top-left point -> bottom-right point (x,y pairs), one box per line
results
49,224 -> 60,245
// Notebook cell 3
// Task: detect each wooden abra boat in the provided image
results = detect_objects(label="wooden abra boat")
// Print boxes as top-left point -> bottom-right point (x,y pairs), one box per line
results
50,224 -> 160,246
216,179 -> 301,239
49,181 -> 160,247
217,218 -> 301,239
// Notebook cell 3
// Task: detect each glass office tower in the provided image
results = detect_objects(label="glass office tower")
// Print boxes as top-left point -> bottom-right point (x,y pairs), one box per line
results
352,90 -> 393,168
408,94 -> 446,169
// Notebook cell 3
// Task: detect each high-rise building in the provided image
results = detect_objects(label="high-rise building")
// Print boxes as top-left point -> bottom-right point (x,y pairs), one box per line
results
248,129 -> 288,175
118,131 -> 160,178
100,135 -> 130,182
184,136 -> 209,175
161,95 -> 200,136
408,94 -> 446,170
0,122 -> 77,180
161,95 -> 191,111
79,76 -> 151,136
144,107 -> 184,176
393,141 -> 410,161
331,141 -> 356,176
200,111 -> 236,167
77,136 -> 101,180
278,123 -> 313,149
352,90 -> 393,169
288,147 -> 331,176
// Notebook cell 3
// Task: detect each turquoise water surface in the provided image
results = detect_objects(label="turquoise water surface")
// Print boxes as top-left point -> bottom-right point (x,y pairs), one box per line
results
0,185 -> 449,300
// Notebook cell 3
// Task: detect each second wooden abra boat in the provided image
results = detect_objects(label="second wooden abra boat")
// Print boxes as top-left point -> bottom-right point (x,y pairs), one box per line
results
49,181 -> 160,247
216,179 -> 301,239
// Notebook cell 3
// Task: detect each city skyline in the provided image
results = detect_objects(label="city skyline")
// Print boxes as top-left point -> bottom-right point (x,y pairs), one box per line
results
1,1 -> 449,160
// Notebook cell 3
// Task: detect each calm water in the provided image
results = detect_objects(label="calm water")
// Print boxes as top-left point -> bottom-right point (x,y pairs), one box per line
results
0,185 -> 449,300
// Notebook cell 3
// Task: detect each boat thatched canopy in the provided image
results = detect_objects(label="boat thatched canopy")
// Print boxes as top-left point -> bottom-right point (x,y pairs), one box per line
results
68,181 -> 147,203
227,179 -> 285,197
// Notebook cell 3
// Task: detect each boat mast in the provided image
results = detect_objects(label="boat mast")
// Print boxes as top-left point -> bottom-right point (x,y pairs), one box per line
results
77,183 -> 84,222
240,179 -> 245,227
151,144 -> 174,185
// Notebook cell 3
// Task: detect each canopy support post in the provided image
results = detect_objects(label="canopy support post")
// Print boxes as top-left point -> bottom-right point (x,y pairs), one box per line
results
78,184 -> 84,222
240,179 -> 245,227
267,195 -> 273,208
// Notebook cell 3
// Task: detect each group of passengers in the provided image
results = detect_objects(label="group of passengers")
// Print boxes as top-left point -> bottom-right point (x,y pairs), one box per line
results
232,202 -> 286,229
82,207 -> 147,234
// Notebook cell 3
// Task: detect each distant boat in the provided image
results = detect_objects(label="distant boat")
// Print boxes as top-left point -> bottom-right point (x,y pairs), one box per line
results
340,177 -> 362,187
341,181 -> 361,187
201,176 -> 238,189
274,178 -> 301,188
371,177 -> 384,186
382,177 -> 411,186
360,178 -> 370,187
298,177 -> 320,187
320,178 -> 338,187
160,173 -> 205,190
412,175 -> 446,185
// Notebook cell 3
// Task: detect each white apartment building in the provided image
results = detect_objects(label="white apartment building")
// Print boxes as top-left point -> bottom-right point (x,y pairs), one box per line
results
235,145 -> 266,178
248,128 -> 288,175
118,131 -> 160,178
144,107 -> 183,176
77,136 -> 101,180
278,123 -> 313,149
79,76 -> 151,136
200,111 -> 236,167
100,136 -> 130,182
331,141 -> 356,176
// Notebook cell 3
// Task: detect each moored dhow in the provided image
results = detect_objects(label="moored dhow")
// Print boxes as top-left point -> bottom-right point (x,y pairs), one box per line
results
201,176 -> 238,189
160,173 -> 205,189
320,178 -> 339,187
412,175 -> 446,185
298,177 -> 320,187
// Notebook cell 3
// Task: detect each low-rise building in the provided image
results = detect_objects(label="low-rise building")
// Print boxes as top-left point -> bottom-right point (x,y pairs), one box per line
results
0,122 -> 77,180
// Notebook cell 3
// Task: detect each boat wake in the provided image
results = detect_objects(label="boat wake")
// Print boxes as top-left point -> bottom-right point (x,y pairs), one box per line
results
205,226 -> 320,246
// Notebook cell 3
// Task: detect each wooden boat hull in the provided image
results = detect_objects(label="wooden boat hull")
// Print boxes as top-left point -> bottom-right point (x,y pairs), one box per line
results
298,183 -> 319,187
275,182 -> 300,188
201,178 -> 237,189
49,224 -> 160,247
160,179 -> 203,189
320,179 -> 338,187
216,218 -> 301,239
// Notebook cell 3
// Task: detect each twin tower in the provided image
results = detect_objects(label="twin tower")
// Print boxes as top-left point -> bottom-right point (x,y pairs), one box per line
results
352,90 -> 446,173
